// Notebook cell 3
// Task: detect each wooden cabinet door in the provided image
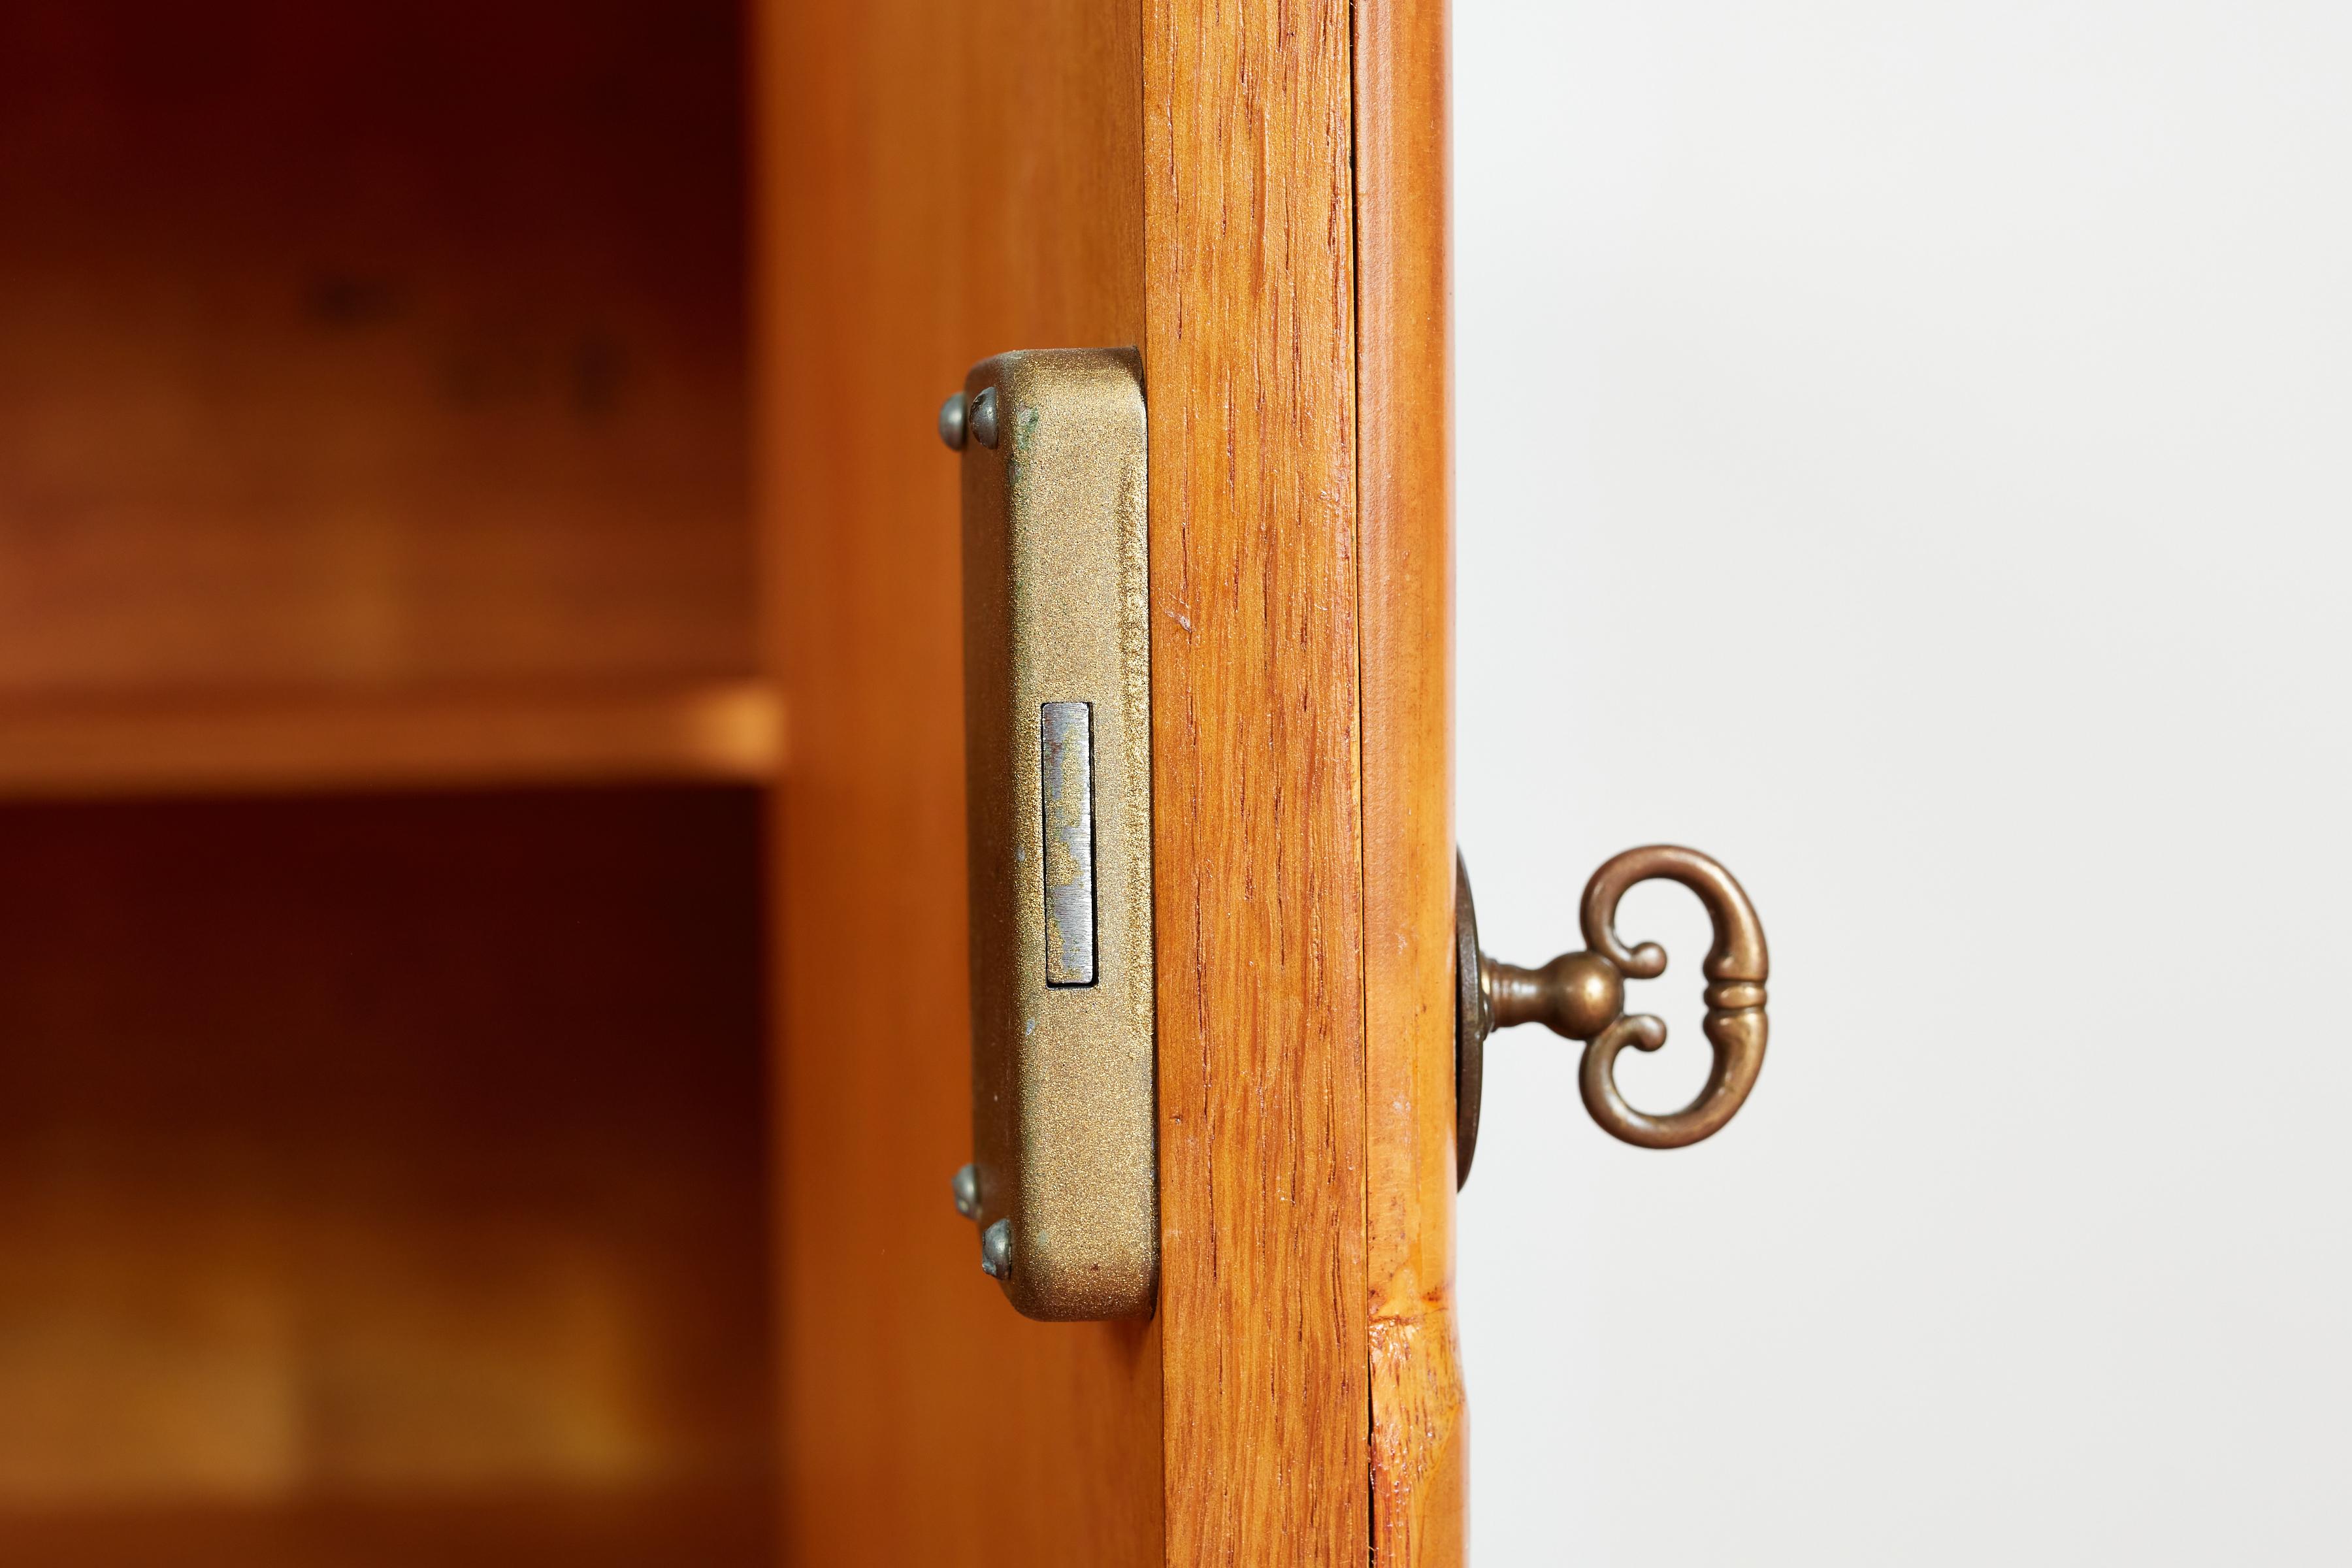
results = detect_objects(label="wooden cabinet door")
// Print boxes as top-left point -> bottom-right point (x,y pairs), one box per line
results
758,2 -> 1459,1561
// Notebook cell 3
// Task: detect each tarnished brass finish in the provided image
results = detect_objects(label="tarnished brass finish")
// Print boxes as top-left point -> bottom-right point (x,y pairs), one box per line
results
1453,854 -> 1487,1183
1457,845 -> 1769,1162
958,349 -> 1154,1320
1483,948 -> 1623,1042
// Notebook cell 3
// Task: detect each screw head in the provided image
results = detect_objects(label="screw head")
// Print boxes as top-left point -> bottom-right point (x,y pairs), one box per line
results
979,1218 -> 1013,1279
938,391 -> 968,450
968,386 -> 999,448
951,1162 -> 980,1220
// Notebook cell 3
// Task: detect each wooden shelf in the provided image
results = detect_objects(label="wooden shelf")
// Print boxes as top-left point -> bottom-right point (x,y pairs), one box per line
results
0,679 -> 782,800
0,12 -> 779,1561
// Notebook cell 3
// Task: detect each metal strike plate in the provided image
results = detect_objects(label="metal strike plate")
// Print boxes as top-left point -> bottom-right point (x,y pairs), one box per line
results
952,348 -> 1154,1320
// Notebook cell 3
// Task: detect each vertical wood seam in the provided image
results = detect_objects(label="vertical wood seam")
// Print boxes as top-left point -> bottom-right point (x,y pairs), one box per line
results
1147,0 -> 1369,1560
1355,0 -> 1465,1560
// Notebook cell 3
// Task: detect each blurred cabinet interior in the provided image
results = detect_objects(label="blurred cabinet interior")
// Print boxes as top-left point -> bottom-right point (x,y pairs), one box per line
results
0,4 -> 779,1563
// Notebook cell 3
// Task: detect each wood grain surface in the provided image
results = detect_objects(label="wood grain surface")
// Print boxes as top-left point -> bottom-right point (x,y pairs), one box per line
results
0,1486 -> 770,1568
1356,0 -> 1468,1561
0,790 -> 773,1565
1143,3 -> 1373,1561
0,1 -> 749,700
0,680 -> 779,800
756,3 -> 1162,1563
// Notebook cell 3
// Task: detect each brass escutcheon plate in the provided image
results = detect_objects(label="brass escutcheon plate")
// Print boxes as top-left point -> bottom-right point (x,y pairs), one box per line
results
958,348 -> 1156,1320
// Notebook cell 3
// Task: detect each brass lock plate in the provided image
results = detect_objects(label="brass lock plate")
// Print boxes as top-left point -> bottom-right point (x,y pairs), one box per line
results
956,348 -> 1155,1320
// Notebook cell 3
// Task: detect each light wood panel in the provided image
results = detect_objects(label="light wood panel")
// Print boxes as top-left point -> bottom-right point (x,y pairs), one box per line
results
756,3 -> 1161,1563
1356,1 -> 1467,1562
0,789 -> 773,1565
0,680 -> 780,800
766,5 -> 1450,1558
0,1 -> 749,700
1143,4 -> 1372,1561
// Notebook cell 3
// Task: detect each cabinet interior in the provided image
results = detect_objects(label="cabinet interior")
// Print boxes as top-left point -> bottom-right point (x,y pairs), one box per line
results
0,4 -> 777,1563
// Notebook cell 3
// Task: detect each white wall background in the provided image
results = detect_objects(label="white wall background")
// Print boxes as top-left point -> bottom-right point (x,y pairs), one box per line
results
1452,3 -> 2352,1562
